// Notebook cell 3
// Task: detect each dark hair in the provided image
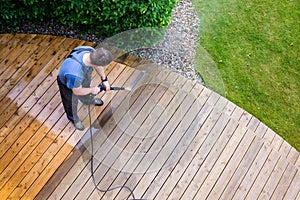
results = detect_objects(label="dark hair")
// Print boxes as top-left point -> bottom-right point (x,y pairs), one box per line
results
90,47 -> 114,66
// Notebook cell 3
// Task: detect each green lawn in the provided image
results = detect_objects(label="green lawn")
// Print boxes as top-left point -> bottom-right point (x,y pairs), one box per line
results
191,0 -> 300,151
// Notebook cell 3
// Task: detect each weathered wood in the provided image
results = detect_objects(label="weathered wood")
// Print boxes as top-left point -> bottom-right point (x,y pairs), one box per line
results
74,70 -> 175,200
245,149 -> 281,200
0,34 -> 298,200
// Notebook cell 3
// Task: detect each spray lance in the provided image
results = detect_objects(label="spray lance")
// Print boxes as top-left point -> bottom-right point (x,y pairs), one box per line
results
98,84 -> 128,92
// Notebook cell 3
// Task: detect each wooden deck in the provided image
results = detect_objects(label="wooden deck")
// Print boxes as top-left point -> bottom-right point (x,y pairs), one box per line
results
0,33 -> 299,200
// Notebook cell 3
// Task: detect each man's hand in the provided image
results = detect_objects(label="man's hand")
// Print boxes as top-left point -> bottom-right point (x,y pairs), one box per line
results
102,80 -> 110,91
91,86 -> 101,95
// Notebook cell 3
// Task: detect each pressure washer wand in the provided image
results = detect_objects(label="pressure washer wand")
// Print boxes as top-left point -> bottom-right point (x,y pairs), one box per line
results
98,84 -> 128,92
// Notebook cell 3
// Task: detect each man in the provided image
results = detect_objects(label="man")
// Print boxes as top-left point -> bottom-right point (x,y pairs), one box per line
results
57,46 -> 114,130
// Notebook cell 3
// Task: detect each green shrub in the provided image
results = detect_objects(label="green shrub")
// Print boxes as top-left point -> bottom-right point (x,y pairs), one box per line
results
0,0 -> 178,36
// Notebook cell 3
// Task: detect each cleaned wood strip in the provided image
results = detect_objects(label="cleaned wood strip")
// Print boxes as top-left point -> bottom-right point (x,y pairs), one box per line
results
0,89 -> 61,191
10,62 -> 124,199
47,66 -> 153,200
0,39 -> 85,156
0,35 -> 57,102
0,37 -> 68,129
0,43 -> 39,87
39,65 -> 136,200
0,42 -> 94,198
0,38 -> 89,143
0,33 -> 15,43
53,66 -> 150,200
0,34 -> 35,64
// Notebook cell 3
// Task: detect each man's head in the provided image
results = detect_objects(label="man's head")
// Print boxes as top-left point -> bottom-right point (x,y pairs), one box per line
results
89,47 -> 114,67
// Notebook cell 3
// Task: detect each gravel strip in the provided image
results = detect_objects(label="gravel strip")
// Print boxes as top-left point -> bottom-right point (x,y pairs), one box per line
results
135,0 -> 202,83
4,0 -> 202,83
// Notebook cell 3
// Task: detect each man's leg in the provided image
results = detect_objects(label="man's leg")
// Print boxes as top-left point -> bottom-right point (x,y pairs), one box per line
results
57,77 -> 80,123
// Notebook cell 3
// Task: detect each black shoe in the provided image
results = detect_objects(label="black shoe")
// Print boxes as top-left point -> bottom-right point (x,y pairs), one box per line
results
74,121 -> 85,130
94,98 -> 104,106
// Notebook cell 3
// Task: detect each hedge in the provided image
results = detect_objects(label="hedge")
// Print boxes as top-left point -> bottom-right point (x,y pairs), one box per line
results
0,0 -> 178,36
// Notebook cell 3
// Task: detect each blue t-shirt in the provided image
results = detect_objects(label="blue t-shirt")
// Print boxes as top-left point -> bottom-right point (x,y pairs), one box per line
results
58,46 -> 94,89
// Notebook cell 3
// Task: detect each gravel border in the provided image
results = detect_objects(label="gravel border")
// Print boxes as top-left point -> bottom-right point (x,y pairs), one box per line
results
4,0 -> 202,83
136,0 -> 202,83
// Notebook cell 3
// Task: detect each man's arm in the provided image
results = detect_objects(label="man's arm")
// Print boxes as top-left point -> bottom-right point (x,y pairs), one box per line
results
72,86 -> 100,96
94,66 -> 110,91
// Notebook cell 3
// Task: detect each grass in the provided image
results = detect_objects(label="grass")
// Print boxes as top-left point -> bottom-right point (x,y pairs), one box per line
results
191,0 -> 300,151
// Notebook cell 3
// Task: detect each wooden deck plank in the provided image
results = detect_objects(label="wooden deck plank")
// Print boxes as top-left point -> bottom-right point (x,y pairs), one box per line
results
14,62 -> 127,199
0,33 -> 16,43
52,66 -> 167,200
257,155 -> 290,200
70,67 -> 168,199
231,144 -> 272,200
283,170 -> 300,200
206,129 -> 256,199
191,123 -> 247,200
96,79 -> 205,200
0,38 -> 85,157
130,84 -> 210,200
246,116 -> 260,133
271,163 -> 298,200
0,35 -> 57,103
79,73 -> 185,200
73,70 -> 176,200
0,34 -> 299,200
255,122 -> 269,138
165,94 -> 227,199
0,44 -> 96,199
287,147 -> 300,165
112,79 -> 203,200
8,64 -> 117,198
245,149 -> 281,200
87,72 -> 184,200
180,114 -> 233,200
44,66 -> 138,200
141,87 -> 213,200
164,104 -> 244,199
218,134 -> 264,200
0,34 -> 35,64
0,37 -> 76,133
